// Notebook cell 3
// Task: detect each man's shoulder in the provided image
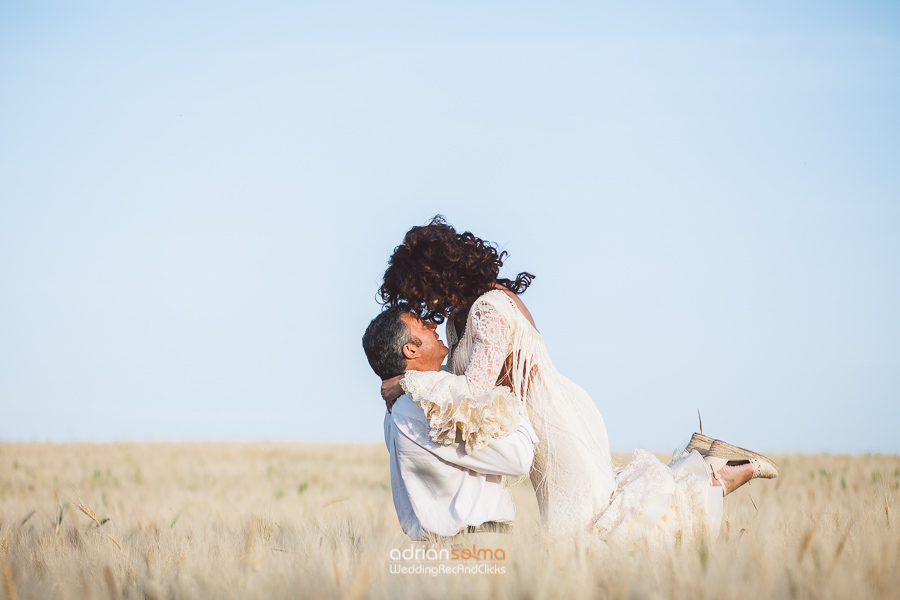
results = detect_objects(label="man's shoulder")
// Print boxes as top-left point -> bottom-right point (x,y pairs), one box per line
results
389,395 -> 426,421
388,395 -> 438,448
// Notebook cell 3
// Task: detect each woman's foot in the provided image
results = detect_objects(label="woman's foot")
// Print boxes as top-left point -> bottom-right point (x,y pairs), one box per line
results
709,462 -> 754,496
707,440 -> 779,479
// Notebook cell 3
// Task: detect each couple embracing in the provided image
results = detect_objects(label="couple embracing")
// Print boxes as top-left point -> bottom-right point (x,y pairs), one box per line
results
362,216 -> 778,549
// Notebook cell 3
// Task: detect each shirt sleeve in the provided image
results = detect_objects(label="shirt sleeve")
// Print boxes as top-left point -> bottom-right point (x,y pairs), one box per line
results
394,408 -> 538,478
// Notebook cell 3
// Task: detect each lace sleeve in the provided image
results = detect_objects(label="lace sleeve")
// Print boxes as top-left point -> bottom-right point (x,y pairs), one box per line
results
400,370 -> 521,453
465,300 -> 511,395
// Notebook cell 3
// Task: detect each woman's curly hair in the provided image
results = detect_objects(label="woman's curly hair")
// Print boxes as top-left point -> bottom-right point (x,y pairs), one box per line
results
378,216 -> 535,323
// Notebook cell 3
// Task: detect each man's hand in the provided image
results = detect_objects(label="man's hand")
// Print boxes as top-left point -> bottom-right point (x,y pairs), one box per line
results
381,375 -> 404,412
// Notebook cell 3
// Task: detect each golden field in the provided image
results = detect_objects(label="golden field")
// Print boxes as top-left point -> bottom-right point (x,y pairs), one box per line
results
1,443 -> 898,600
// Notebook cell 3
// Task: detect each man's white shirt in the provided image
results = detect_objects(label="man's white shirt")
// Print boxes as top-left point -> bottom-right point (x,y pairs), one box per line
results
384,392 -> 539,540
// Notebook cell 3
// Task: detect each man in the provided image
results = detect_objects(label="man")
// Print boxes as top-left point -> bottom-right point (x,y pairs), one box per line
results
362,305 -> 538,541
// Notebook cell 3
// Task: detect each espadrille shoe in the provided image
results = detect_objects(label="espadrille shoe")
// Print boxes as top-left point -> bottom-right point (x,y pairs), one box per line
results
707,440 -> 779,479
685,432 -> 714,455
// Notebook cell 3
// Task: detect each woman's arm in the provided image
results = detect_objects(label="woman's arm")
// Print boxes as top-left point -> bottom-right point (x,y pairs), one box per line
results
381,375 -> 404,412
461,300 -> 512,395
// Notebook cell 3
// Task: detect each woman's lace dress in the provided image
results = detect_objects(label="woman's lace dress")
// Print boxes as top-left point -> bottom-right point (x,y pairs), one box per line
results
401,290 -> 723,549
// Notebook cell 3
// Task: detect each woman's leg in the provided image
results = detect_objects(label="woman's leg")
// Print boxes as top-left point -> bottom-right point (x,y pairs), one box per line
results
711,462 -> 754,495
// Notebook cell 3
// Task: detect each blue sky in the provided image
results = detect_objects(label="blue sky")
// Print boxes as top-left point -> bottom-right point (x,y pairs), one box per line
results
1,1 -> 898,452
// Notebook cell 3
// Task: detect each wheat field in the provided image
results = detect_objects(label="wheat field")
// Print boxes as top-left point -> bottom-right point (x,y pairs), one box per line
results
0,443 -> 898,599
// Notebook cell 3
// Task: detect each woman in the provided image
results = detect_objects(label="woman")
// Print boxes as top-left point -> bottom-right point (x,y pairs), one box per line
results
379,216 -> 777,548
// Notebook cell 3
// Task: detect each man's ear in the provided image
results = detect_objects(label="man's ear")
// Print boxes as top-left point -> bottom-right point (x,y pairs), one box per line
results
402,343 -> 418,360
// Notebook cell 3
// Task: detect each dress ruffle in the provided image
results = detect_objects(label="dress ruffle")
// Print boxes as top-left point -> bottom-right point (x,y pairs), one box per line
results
591,449 -> 723,549
400,370 -> 523,453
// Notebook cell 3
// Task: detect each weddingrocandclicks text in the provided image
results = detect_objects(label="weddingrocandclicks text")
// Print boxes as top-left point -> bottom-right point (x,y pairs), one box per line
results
389,545 -> 507,575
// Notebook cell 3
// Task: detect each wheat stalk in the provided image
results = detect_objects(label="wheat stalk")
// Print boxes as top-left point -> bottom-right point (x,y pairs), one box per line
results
54,502 -> 69,537
72,500 -> 121,550
76,503 -> 102,527
106,534 -> 123,551
0,552 -> 17,600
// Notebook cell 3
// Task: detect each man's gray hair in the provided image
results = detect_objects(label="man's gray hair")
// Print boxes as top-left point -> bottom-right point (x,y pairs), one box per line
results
362,305 -> 421,380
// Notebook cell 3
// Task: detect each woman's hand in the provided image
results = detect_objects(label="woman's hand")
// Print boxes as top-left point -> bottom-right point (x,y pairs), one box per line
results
497,352 -> 538,397
381,375 -> 404,412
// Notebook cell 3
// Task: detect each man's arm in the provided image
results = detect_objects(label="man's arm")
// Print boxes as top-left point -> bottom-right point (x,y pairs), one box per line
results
392,401 -> 538,478
434,418 -> 537,477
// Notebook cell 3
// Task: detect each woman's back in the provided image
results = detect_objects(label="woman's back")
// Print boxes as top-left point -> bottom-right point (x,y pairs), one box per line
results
450,290 -> 616,536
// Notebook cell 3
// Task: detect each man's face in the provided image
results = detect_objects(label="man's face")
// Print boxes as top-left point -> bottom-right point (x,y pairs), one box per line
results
400,313 -> 448,371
